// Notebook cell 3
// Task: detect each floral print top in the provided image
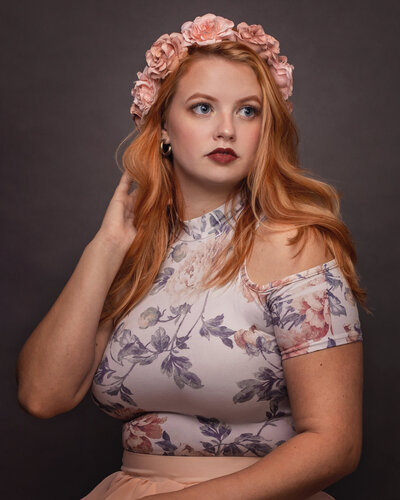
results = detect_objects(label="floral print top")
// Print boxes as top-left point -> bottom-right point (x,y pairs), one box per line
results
91,195 -> 363,457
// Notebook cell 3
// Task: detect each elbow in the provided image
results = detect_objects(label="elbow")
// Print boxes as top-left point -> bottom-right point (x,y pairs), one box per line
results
329,434 -> 362,481
344,439 -> 362,475
17,392 -> 57,419
17,386 -> 75,419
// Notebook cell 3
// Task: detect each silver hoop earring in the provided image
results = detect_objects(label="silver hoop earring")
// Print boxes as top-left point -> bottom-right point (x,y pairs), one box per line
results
160,140 -> 172,157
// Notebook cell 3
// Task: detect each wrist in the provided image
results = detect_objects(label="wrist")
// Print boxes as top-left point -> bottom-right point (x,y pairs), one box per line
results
91,230 -> 132,256
87,233 -> 132,271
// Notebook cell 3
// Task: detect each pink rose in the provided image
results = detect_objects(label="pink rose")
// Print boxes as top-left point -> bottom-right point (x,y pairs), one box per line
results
130,66 -> 160,123
268,55 -> 294,99
235,22 -> 280,57
344,322 -> 362,342
234,325 -> 259,349
123,414 -> 167,453
292,288 -> 331,342
181,13 -> 236,46
285,100 -> 294,114
145,32 -> 188,79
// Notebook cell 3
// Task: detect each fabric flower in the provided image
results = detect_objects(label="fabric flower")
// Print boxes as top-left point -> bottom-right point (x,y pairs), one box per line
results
235,22 -> 280,58
181,13 -> 236,46
130,66 -> 160,124
145,32 -> 188,79
268,55 -> 294,99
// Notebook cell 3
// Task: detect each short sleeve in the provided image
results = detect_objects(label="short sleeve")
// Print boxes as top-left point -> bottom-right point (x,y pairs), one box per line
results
265,259 -> 363,360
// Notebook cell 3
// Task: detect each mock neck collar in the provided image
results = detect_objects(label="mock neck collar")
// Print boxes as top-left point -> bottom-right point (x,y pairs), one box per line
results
178,193 -> 246,242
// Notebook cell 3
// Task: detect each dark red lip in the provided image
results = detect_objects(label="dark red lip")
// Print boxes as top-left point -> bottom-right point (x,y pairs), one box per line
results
207,147 -> 238,157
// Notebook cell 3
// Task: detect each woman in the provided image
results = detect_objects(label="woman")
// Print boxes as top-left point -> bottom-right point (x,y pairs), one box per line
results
16,13 -> 366,500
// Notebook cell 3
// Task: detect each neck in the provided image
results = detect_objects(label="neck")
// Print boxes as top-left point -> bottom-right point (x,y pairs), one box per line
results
177,179 -> 242,221
182,194 -> 232,221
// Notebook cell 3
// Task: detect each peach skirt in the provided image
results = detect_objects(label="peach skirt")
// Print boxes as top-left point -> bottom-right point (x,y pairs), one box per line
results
81,450 -> 335,499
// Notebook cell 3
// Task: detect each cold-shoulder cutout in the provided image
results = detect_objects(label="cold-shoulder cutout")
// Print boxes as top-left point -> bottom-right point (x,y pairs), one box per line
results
244,221 -> 334,288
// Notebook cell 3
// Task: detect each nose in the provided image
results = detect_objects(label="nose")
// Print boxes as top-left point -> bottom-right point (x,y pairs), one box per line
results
213,111 -> 236,142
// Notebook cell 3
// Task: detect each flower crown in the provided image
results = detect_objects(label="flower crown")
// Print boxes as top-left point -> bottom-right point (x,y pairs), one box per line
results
130,13 -> 294,127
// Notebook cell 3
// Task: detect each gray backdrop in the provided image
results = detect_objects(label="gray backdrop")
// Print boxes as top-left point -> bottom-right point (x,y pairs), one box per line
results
1,0 -> 399,498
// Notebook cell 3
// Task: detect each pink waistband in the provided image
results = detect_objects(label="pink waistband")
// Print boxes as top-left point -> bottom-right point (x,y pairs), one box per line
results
121,450 -> 262,483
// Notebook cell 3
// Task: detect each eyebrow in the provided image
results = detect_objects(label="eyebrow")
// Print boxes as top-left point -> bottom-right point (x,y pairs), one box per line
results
185,93 -> 262,105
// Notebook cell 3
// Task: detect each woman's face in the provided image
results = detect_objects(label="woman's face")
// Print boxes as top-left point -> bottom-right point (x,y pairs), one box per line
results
161,56 -> 263,199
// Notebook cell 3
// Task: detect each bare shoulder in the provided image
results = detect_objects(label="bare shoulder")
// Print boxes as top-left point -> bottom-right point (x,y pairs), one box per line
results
246,221 -> 334,286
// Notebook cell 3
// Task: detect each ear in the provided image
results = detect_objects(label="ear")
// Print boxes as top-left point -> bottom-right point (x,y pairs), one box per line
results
161,121 -> 170,144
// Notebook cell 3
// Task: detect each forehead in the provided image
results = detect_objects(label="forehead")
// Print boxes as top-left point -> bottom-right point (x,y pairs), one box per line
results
174,56 -> 261,100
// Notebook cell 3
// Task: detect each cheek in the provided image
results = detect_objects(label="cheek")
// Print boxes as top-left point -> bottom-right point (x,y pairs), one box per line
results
170,121 -> 204,154
247,125 -> 262,153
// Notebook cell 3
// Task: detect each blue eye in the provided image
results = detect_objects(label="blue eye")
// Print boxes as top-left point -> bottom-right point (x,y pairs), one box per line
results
191,102 -> 212,115
239,106 -> 259,118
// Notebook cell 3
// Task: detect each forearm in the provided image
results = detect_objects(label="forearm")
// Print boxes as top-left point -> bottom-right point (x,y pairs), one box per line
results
175,431 -> 357,500
16,233 -> 128,415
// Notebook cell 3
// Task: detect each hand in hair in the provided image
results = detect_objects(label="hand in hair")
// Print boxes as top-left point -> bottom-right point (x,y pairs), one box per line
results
96,169 -> 138,251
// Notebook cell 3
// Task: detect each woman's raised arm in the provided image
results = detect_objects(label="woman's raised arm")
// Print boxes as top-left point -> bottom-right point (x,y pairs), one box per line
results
16,170 -> 137,419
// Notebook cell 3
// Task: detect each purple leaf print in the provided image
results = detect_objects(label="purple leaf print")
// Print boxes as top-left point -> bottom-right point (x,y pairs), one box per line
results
199,313 -> 235,346
138,353 -> 159,365
257,367 -> 276,381
155,430 -> 178,454
196,415 -> 272,457
324,267 -> 343,290
119,332 -> 132,349
161,356 -> 173,377
161,354 -> 203,389
121,385 -> 133,395
327,337 -> 336,347
118,336 -> 148,362
150,267 -> 174,295
175,336 -> 189,350
222,443 -> 242,456
221,337 -> 234,348
170,303 -> 191,316
151,327 -> 171,352
245,442 -> 272,456
233,368 -> 287,404
201,441 -> 216,453
232,382 -> 258,404
173,370 -> 185,389
327,289 -> 347,316
112,323 -> 133,348
120,391 -> 136,406
197,416 -> 231,440
173,366 -> 203,390
172,355 -> 192,370
94,356 -> 115,384
106,387 -> 120,396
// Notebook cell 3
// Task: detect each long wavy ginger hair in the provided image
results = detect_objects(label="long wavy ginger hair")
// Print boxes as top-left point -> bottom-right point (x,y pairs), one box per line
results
99,41 -> 369,329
